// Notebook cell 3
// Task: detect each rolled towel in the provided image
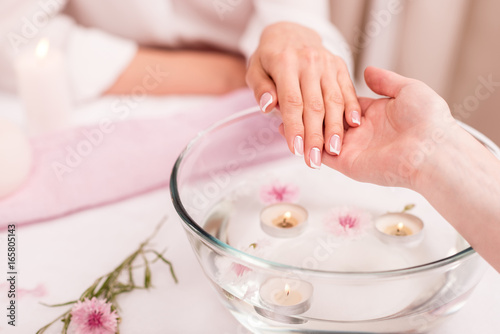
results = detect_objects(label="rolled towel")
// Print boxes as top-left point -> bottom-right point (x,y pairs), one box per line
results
0,89 -> 259,227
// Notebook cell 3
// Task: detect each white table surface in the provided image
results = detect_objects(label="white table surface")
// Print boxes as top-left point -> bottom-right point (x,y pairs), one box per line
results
0,93 -> 499,333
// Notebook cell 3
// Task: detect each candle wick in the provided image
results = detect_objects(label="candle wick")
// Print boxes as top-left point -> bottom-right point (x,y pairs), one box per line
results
276,211 -> 294,228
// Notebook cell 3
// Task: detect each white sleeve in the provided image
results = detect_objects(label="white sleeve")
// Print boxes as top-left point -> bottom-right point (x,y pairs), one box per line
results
239,0 -> 353,74
0,1 -> 137,103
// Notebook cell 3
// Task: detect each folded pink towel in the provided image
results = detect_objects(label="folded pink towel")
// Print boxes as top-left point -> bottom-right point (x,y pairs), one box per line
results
0,89 -> 258,227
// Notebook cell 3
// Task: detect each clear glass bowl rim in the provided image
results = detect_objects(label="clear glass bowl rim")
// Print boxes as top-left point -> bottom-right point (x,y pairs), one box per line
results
170,106 -> 500,278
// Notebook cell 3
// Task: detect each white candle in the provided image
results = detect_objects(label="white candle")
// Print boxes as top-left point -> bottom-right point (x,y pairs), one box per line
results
260,203 -> 308,238
14,38 -> 71,135
259,277 -> 313,315
374,212 -> 424,247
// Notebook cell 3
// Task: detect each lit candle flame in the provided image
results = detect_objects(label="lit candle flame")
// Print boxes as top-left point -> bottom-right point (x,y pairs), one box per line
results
396,222 -> 404,233
36,38 -> 50,59
283,211 -> 292,221
284,283 -> 290,296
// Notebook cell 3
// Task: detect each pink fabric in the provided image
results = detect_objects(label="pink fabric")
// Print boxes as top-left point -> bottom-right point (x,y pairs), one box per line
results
0,89 -> 257,227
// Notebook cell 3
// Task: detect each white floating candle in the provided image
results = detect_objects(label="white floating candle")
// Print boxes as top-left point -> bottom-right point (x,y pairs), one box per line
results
260,203 -> 308,238
15,38 -> 71,135
259,277 -> 313,315
374,212 -> 424,247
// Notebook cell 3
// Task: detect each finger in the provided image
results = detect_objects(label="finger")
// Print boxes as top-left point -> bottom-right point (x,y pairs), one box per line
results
322,76 -> 344,156
301,72 -> 326,169
278,123 -> 284,137
364,66 -> 413,98
246,57 -> 277,113
275,71 -> 305,156
338,68 -> 361,127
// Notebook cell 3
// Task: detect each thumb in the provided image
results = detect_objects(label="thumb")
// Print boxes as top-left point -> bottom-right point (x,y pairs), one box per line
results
364,66 -> 413,98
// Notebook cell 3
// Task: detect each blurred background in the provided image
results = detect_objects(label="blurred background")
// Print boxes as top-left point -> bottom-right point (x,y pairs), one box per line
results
331,0 -> 500,145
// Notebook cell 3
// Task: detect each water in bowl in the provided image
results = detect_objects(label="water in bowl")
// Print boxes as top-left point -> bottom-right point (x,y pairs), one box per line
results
191,159 -> 475,334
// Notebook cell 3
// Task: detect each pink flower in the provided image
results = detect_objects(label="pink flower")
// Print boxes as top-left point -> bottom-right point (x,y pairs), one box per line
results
324,207 -> 371,237
231,263 -> 252,277
229,239 -> 274,277
71,297 -> 118,334
260,181 -> 300,204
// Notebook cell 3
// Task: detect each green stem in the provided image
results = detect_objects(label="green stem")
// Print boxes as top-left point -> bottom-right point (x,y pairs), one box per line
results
36,310 -> 70,334
150,250 -> 178,284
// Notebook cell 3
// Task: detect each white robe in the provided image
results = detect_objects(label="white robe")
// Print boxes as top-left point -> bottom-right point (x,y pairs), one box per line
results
0,0 -> 351,103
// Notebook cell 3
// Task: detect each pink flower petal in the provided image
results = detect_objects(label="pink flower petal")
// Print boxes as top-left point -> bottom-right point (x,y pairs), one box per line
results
324,207 -> 371,237
260,181 -> 300,204
71,297 -> 118,334
231,263 -> 252,277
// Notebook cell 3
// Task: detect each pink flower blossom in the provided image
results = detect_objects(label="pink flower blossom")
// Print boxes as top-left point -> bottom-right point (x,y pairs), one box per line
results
71,297 -> 118,334
324,207 -> 371,237
260,181 -> 300,204
231,263 -> 252,277
229,239 -> 273,277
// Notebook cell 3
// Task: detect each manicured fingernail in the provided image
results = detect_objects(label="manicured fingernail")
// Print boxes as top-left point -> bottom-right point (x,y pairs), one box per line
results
293,136 -> 304,156
310,147 -> 321,169
330,134 -> 341,155
352,110 -> 361,125
259,92 -> 273,113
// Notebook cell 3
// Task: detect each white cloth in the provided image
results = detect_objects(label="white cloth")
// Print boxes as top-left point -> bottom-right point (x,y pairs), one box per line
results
0,0 -> 351,103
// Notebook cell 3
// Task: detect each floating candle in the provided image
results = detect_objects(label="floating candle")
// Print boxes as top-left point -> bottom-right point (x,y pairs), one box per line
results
374,213 -> 424,247
272,211 -> 298,228
260,203 -> 308,238
385,222 -> 413,236
259,277 -> 313,315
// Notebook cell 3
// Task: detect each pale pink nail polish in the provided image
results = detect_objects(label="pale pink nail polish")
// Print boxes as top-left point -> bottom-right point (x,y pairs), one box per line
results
294,136 -> 304,156
330,134 -> 341,155
352,110 -> 361,125
259,92 -> 273,113
310,147 -> 321,169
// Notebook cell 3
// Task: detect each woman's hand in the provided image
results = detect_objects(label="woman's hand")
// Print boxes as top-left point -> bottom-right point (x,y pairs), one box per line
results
246,22 -> 360,169
322,66 -> 500,272
321,66 -> 455,189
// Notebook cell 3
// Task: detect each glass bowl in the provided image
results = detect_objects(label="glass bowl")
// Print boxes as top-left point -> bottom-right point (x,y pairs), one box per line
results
170,107 -> 498,333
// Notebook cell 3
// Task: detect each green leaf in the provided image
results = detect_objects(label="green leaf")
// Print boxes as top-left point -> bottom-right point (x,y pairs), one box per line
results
39,300 -> 77,308
142,254 -> 152,289
402,203 -> 416,212
81,277 -> 103,299
151,250 -> 178,284
145,264 -> 152,288
128,262 -> 135,286
62,314 -> 72,334
35,311 -> 70,334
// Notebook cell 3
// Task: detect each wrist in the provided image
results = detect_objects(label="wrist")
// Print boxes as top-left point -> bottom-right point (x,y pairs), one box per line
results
261,21 -> 322,46
411,122 -> 465,194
